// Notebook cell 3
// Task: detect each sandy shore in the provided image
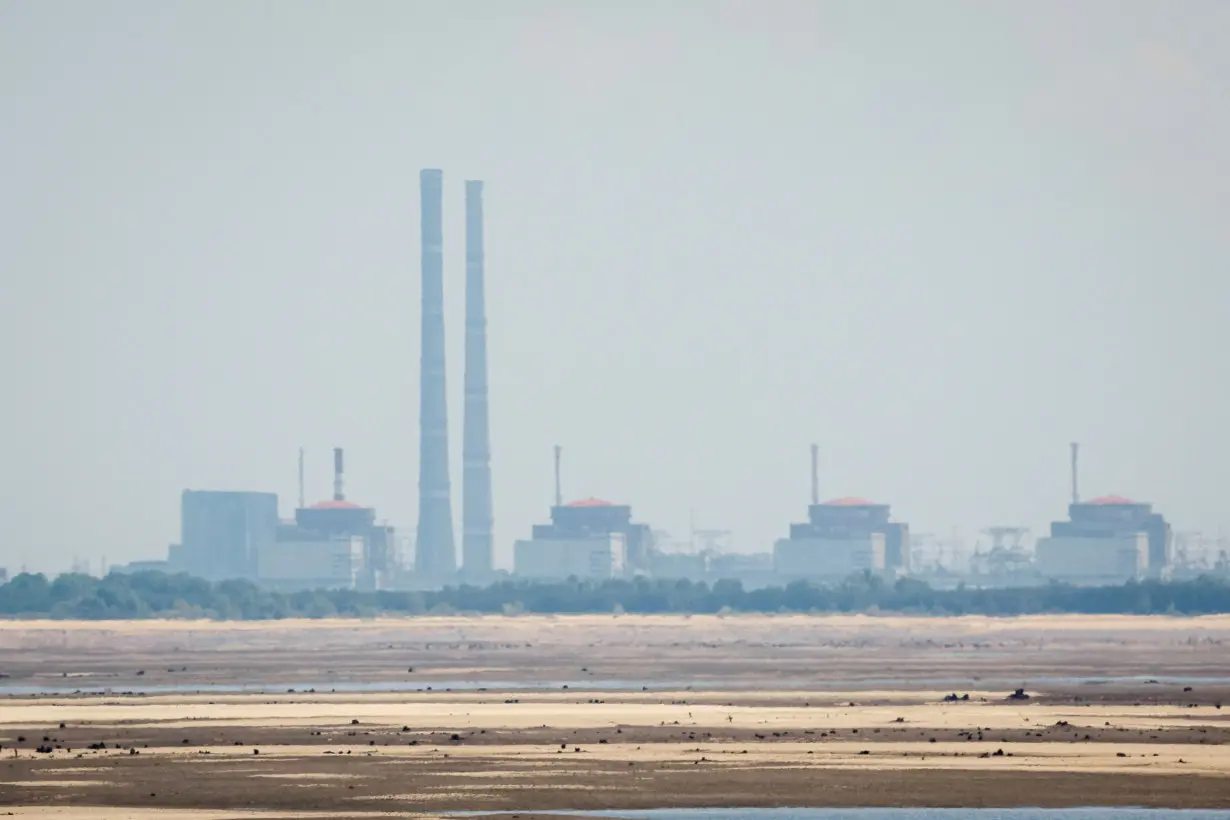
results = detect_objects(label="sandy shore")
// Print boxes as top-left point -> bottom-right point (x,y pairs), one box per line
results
3,614 -> 1230,813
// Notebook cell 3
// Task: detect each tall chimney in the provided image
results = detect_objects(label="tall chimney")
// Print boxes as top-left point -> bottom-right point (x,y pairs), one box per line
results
414,168 -> 457,577
298,447 -> 306,509
461,179 -> 494,577
810,443 -> 819,506
1070,441 -> 1080,506
333,447 -> 345,501
554,445 -> 563,508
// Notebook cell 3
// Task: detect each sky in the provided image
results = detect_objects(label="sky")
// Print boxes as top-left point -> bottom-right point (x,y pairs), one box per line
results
1,1 -> 1228,573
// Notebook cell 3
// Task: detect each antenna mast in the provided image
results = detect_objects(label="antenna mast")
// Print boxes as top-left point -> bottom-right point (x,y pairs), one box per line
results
553,445 -> 563,507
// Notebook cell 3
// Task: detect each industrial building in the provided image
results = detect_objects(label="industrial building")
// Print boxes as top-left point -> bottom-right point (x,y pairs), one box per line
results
178,490 -> 278,580
257,536 -> 364,590
173,449 -> 395,590
1036,496 -> 1171,584
161,169 -> 493,590
647,549 -> 708,580
513,448 -> 654,580
110,559 -> 171,575
773,445 -> 910,580
261,448 -> 396,590
707,551 -> 774,583
1034,443 -> 1173,585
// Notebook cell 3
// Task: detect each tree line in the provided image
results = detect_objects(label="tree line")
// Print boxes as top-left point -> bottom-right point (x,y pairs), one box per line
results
2,570 -> 1230,620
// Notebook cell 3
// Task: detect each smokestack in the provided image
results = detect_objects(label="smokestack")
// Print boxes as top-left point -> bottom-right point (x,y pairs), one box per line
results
461,179 -> 494,577
333,447 -> 344,501
810,443 -> 819,506
298,447 -> 305,509
554,445 -> 563,508
414,169 -> 457,577
1070,441 -> 1080,505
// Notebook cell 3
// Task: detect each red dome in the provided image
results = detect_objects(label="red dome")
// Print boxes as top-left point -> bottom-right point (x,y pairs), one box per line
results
309,500 -> 366,510
1087,495 -> 1136,505
822,496 -> 877,507
566,497 -> 615,507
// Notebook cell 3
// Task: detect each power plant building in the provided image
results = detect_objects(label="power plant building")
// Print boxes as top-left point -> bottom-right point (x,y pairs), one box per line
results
260,448 -> 395,590
774,497 -> 910,580
1035,495 -> 1171,585
179,490 -> 278,581
514,498 -> 653,580
257,535 -> 365,590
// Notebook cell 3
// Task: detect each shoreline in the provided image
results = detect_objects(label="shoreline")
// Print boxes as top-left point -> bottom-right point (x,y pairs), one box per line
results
3,615 -> 1230,812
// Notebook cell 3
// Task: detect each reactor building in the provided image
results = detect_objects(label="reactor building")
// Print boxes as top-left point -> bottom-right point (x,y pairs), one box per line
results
1034,444 -> 1173,585
513,448 -> 654,580
177,490 -> 278,581
773,445 -> 910,580
175,449 -> 395,590
259,448 -> 396,591
1034,495 -> 1170,585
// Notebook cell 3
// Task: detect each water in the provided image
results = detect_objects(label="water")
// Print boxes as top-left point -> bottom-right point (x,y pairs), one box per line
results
468,811 -> 1225,820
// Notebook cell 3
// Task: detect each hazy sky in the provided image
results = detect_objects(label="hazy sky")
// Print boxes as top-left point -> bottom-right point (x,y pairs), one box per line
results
2,1 -> 1228,573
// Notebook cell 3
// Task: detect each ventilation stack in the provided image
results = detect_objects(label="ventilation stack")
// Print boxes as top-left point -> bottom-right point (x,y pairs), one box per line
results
461,179 -> 494,577
554,445 -> 564,508
414,168 -> 457,577
333,446 -> 345,502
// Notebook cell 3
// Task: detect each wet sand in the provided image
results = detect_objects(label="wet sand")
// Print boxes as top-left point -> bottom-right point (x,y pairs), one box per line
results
2,614 -> 1230,814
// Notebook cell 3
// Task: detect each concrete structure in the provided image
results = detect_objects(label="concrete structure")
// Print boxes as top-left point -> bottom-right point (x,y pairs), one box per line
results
775,497 -> 909,580
776,533 -> 885,578
257,536 -> 364,590
648,550 -> 709,580
273,448 -> 395,589
1036,495 -> 1172,583
708,551 -> 774,580
514,497 -> 653,580
415,168 -> 457,578
110,560 -> 172,575
179,490 -> 278,580
515,533 -> 626,580
461,179 -> 494,579
1036,532 -> 1148,584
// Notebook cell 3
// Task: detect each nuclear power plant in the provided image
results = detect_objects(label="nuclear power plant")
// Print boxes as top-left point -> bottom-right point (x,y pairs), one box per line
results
124,170 -> 1219,592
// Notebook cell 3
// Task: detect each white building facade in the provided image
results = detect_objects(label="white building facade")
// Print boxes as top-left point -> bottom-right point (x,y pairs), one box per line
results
256,536 -> 364,590
514,533 -> 626,580
774,534 -> 886,580
1035,533 -> 1148,585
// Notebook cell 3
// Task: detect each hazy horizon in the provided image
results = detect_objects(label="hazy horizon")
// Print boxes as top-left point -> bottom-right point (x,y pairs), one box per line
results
2,1 -> 1227,574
